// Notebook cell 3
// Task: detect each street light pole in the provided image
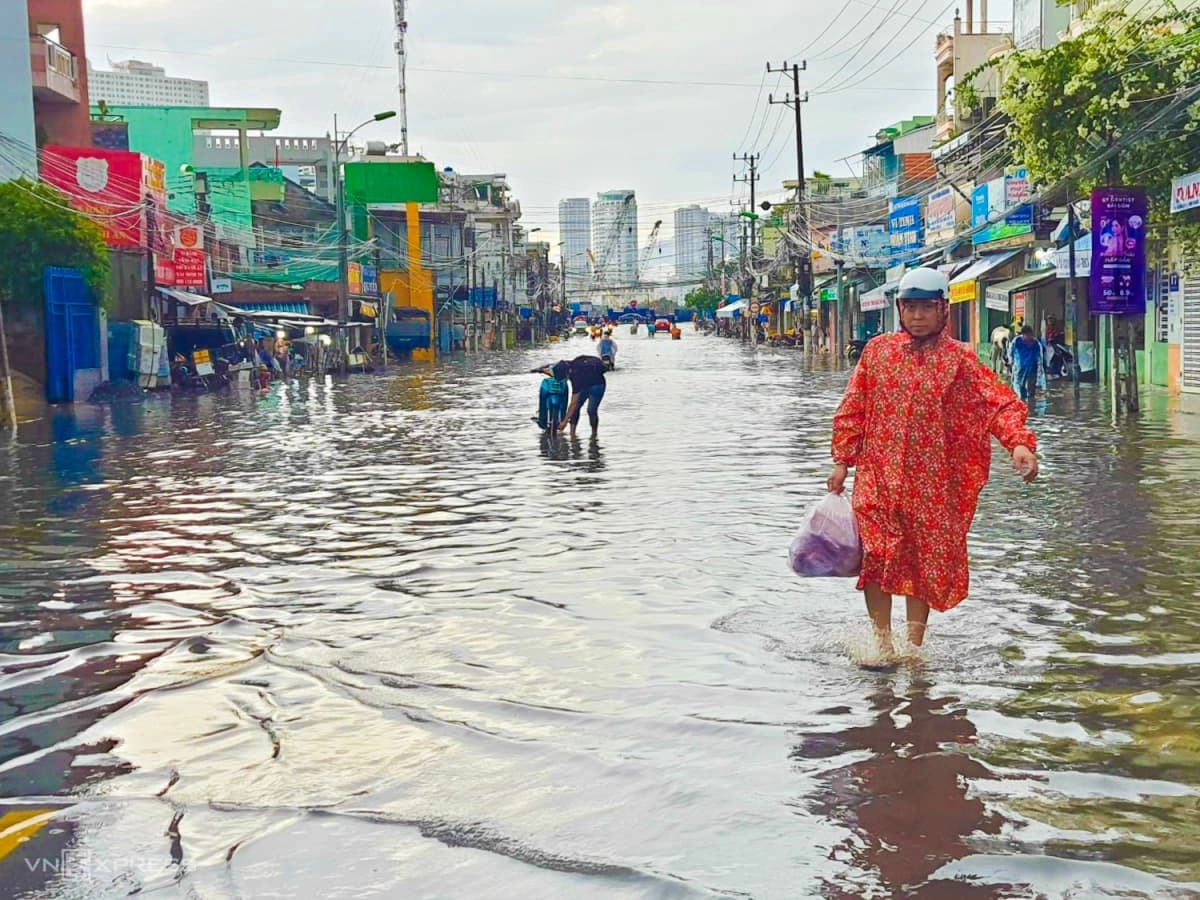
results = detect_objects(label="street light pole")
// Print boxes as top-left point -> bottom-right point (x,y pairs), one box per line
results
334,110 -> 396,375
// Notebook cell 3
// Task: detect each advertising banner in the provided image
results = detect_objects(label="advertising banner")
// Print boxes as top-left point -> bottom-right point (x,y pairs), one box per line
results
887,196 -> 922,260
154,255 -> 176,287
173,249 -> 207,289
348,262 -> 364,296
1004,167 -> 1032,226
838,224 -> 889,264
972,169 -> 1033,245
362,264 -> 379,297
1170,170 -> 1200,214
142,156 -> 170,256
985,286 -> 1011,312
174,224 -> 204,251
1090,187 -> 1148,316
41,146 -> 145,249
925,186 -> 956,235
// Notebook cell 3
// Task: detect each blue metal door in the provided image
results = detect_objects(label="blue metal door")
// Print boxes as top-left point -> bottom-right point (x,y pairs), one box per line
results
43,267 -> 98,404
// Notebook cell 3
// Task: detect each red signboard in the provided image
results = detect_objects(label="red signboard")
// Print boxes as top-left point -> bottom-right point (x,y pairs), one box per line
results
175,224 -> 203,250
173,249 -> 207,288
41,146 -> 143,249
41,146 -> 170,254
154,255 -> 176,287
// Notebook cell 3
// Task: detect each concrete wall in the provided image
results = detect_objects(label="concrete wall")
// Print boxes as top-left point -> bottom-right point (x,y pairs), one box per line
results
109,250 -> 147,321
29,0 -> 92,147
102,108 -> 257,242
0,2 -> 37,176
955,32 -> 1011,100
5,302 -> 46,386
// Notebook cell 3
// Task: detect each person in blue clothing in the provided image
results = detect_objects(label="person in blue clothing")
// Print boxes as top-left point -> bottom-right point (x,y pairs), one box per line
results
532,361 -> 570,431
597,331 -> 618,368
1009,325 -> 1044,404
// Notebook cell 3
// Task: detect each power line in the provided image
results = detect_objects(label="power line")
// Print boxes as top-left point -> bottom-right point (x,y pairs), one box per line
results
89,44 -> 762,89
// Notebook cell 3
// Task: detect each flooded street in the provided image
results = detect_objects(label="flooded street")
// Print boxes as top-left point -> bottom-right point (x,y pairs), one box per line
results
2,333 -> 1200,899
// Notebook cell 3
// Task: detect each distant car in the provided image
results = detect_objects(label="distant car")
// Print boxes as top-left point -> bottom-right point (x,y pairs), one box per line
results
654,318 -> 671,333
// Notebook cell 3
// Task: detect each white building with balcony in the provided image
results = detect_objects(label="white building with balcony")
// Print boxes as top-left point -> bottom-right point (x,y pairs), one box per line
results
935,1 -> 1012,143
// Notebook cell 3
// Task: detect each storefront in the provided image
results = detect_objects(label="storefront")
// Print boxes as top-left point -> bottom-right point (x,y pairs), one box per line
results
859,278 -> 899,336
983,269 -> 1059,332
947,250 -> 1024,352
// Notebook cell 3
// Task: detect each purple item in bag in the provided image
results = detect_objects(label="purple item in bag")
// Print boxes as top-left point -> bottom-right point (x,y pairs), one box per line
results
789,493 -> 862,578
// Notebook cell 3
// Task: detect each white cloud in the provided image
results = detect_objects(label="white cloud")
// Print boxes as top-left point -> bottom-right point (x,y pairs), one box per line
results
81,0 -> 945,244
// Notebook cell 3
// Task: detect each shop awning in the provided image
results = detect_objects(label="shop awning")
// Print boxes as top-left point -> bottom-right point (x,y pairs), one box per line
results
947,250 -> 1023,304
716,299 -> 746,319
938,260 -> 971,280
983,269 -> 1057,312
157,287 -> 212,306
1054,234 -> 1091,278
234,301 -> 311,315
860,279 -> 900,312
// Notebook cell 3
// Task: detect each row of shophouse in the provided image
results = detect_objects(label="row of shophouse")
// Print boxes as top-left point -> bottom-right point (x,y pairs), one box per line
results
2,0 -> 557,407
752,0 -> 1200,395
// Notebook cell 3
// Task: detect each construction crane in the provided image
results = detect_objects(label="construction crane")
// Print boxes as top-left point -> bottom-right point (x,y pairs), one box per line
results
635,219 -> 663,288
585,195 -> 634,304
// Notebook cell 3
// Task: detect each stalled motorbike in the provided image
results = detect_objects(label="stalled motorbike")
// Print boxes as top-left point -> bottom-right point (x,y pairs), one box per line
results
1047,340 -> 1074,378
845,339 -> 868,362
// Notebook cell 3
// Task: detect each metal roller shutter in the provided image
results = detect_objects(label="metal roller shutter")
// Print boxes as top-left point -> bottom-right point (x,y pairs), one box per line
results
1184,277 -> 1200,393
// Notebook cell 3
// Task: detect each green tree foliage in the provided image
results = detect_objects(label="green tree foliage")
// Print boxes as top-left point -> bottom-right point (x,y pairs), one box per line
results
683,285 -> 723,315
0,180 -> 110,308
997,5 -> 1200,223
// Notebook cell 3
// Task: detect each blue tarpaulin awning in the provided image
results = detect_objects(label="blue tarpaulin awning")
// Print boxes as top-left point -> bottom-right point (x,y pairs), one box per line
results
233,301 -> 311,315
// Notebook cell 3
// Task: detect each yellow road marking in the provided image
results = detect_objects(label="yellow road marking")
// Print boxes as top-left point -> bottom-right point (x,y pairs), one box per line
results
0,810 -> 55,864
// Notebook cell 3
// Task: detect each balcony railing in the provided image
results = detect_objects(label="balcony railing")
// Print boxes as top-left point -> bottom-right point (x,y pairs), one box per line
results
30,34 -> 79,103
44,37 -> 75,78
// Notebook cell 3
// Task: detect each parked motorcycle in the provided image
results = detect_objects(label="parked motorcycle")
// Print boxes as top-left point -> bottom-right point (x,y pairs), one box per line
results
845,339 -> 868,362
1046,340 -> 1074,378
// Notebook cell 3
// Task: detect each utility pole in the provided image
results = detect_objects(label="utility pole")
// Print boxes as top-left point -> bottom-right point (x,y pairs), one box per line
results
1105,149 -> 1139,415
334,113 -> 349,375
768,60 -> 811,351
734,152 -> 760,344
394,0 -> 410,156
1067,191 -> 1080,400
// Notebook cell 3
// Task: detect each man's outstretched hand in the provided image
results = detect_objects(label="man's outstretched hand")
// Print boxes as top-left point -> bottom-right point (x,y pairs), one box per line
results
1013,445 -> 1039,483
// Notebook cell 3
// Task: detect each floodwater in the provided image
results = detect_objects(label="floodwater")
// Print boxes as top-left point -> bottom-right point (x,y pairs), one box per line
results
2,332 -> 1200,900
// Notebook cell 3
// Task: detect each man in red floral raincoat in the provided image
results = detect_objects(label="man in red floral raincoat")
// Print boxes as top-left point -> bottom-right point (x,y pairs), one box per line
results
828,267 -> 1039,654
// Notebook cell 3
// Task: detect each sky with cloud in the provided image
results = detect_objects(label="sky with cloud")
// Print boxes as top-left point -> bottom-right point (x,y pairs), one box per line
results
81,0 -> 978,248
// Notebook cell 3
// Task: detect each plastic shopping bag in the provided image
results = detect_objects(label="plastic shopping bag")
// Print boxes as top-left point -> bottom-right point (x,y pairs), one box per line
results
788,493 -> 862,578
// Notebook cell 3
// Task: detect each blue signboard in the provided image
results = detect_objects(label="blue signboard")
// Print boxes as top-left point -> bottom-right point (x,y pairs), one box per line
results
837,225 -> 890,264
887,196 -> 923,261
362,264 -> 379,297
972,173 -> 1033,245
970,183 -> 991,230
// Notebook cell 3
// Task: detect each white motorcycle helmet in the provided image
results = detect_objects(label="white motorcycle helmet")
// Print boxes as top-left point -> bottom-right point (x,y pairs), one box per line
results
896,267 -> 950,302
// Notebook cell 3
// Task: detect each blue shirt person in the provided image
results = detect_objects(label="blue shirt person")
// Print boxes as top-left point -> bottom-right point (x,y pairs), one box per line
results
1008,327 -> 1045,403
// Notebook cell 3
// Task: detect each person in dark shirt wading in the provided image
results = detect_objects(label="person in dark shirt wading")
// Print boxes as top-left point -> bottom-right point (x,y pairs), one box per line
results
559,355 -> 608,438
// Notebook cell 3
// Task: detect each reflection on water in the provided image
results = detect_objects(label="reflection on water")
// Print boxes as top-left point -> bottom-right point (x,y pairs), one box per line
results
1,336 -> 1200,898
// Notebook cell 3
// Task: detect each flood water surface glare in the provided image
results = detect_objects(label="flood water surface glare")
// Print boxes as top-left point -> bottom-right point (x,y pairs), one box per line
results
2,334 -> 1200,899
